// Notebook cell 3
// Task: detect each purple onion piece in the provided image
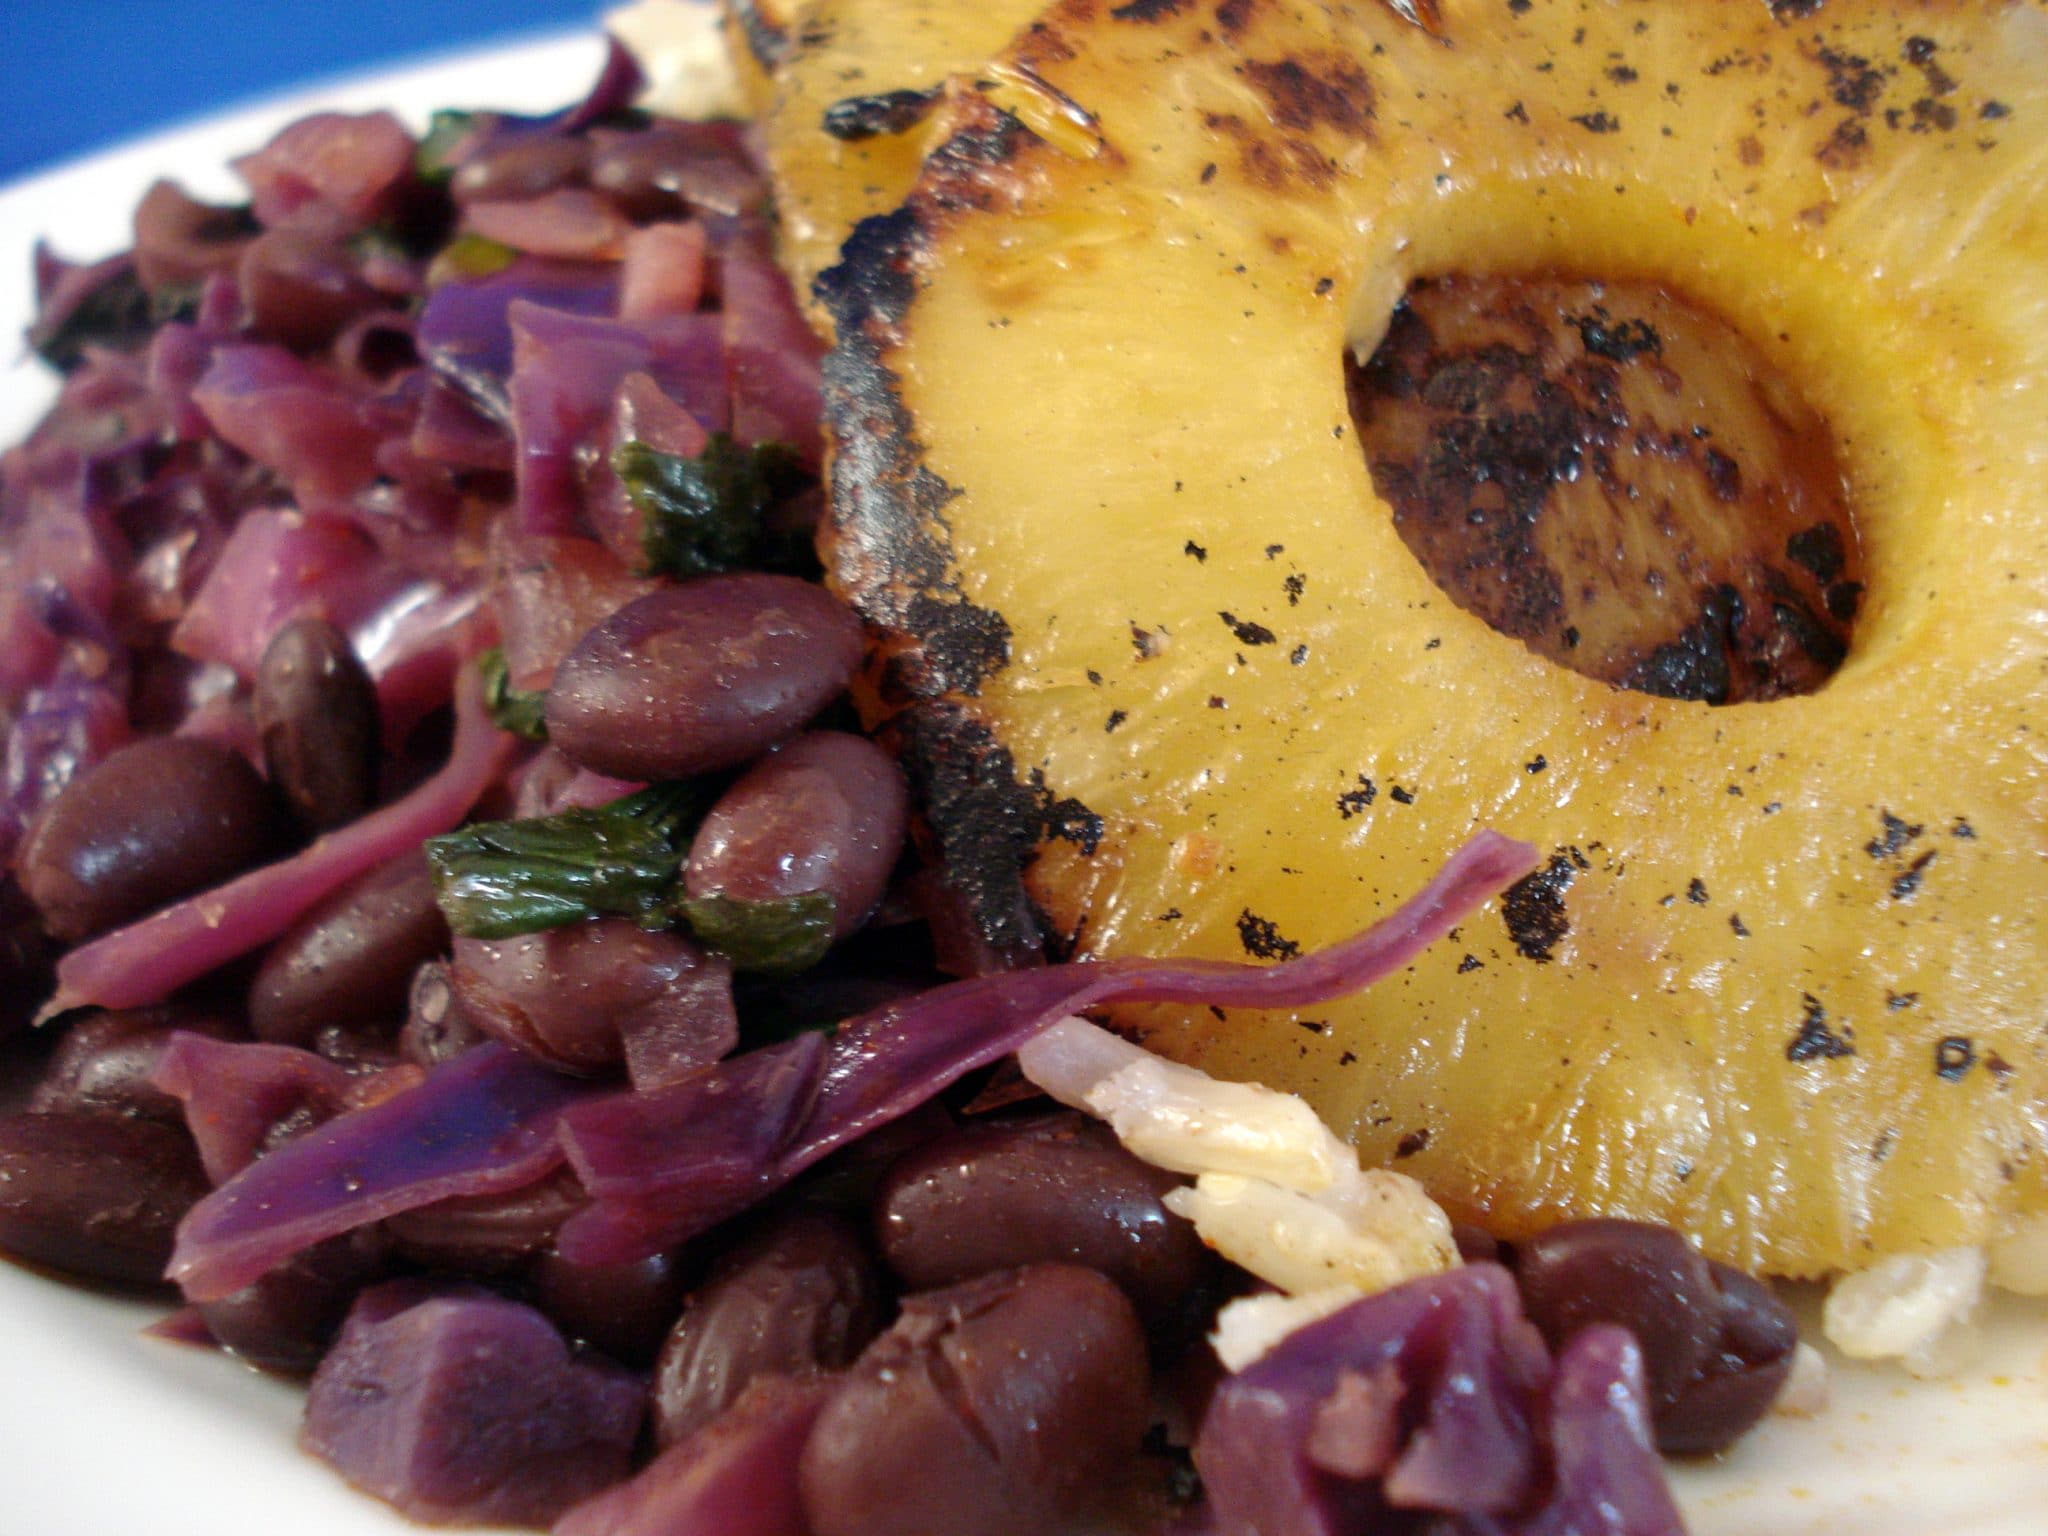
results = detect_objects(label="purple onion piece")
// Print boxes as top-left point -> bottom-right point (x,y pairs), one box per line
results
191,344 -> 384,506
555,1375 -> 829,1536
303,1279 -> 643,1527
167,1045 -> 596,1301
554,831 -> 1537,1264
1517,1326 -> 1688,1536
48,664 -> 518,1016
416,258 -> 617,421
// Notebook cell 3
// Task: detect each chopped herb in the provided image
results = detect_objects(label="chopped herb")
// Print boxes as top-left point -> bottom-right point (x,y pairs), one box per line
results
415,110 -> 482,183
31,268 -> 200,373
426,232 -> 518,286
621,435 -> 814,580
678,890 -> 837,974
426,782 -> 706,939
477,648 -> 550,741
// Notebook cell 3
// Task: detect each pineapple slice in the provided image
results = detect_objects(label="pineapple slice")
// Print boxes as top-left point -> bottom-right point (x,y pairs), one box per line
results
820,0 -> 2048,1279
747,0 -> 1050,309
720,0 -> 804,114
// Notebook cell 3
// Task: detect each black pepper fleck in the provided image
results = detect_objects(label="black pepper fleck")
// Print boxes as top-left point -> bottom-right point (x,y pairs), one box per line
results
1787,993 -> 1855,1062
1935,1036 -> 1975,1082
1237,909 -> 1301,960
1219,611 -> 1277,645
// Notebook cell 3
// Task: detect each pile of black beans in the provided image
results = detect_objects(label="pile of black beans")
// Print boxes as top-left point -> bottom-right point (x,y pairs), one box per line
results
0,448 -> 1798,1535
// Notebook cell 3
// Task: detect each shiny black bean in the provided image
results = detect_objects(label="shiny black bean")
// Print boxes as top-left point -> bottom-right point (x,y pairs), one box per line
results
532,1246 -> 686,1367
196,1229 -> 388,1375
239,230 -> 381,352
450,920 -> 735,1080
652,1207 -> 884,1449
399,961 -> 488,1068
450,136 -> 591,205
1656,1261 -> 1799,1455
545,576 -> 864,782
685,731 -> 907,943
800,1264 -> 1150,1536
0,1111 -> 208,1288
249,848 -> 447,1048
19,736 -> 287,942
254,616 -> 381,834
31,1006 -> 235,1123
1511,1217 -> 1796,1454
874,1110 -> 1208,1333
385,1167 -> 587,1278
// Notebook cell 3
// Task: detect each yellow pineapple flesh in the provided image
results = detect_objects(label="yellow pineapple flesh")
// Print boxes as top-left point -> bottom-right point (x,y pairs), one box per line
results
747,0 -> 1050,311
820,0 -> 2048,1279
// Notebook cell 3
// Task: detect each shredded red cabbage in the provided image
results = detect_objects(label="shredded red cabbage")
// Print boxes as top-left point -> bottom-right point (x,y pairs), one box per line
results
47,666 -> 518,1015
1194,1266 -> 1687,1536
168,1043 -> 595,1300
551,830 -> 1536,1263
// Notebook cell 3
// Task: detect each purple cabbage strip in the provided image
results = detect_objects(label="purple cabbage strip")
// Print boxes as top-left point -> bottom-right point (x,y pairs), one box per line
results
304,1279 -> 643,1527
168,1045 -> 597,1301
508,303 -> 726,536
416,258 -> 618,422
1192,1267 -> 1687,1536
152,1032 -> 381,1184
191,343 -> 383,507
554,1375 -> 829,1536
159,832 -> 1532,1297
554,830 -> 1538,1264
48,664 -> 518,1016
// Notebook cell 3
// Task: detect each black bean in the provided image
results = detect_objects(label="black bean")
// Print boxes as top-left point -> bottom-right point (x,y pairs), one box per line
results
799,1264 -> 1150,1536
651,1207 -> 884,1449
248,848 -> 447,1048
254,616 -> 381,834
450,919 -> 735,1080
0,1111 -> 208,1288
1656,1261 -> 1799,1455
18,736 -> 287,942
1511,1217 -> 1796,1454
0,877 -> 54,1041
874,1110 -> 1208,1333
31,1006 -> 236,1123
196,1229 -> 388,1375
686,731 -> 907,943
450,136 -> 591,205
384,1167 -> 587,1278
532,1246 -> 686,1367
545,576 -> 864,782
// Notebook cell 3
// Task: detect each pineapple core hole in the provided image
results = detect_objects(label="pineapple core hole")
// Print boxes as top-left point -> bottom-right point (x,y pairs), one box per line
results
1348,273 -> 1863,705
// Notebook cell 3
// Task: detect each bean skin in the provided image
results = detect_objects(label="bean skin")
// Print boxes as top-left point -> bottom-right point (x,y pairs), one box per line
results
450,920 -> 736,1079
532,1247 -> 686,1367
385,1167 -> 588,1278
197,1229 -> 389,1375
873,1110 -> 1208,1332
254,616 -> 381,834
545,576 -> 864,782
31,1006 -> 236,1123
18,736 -> 287,942
1511,1217 -> 1796,1454
0,1111 -> 209,1288
799,1264 -> 1150,1536
248,848 -> 447,1048
652,1207 -> 884,1449
685,732 -> 907,943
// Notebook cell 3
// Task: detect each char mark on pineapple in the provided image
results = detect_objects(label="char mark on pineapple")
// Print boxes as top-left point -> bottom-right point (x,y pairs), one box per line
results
895,705 -> 1103,967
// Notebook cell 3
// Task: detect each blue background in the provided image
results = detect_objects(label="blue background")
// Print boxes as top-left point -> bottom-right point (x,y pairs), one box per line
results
1,1 -> 600,181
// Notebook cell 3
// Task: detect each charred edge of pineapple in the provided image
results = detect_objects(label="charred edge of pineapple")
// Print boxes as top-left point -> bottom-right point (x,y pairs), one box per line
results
893,703 -> 1105,965
729,0 -> 796,73
818,102 -> 1109,960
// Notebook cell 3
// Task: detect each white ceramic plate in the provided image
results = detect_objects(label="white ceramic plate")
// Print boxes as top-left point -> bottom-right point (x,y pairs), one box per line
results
3,30 -> 2046,1536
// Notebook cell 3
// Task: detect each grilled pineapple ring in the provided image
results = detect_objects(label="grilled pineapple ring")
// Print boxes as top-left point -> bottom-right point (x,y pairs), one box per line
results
822,0 -> 2048,1278
750,0 -> 1054,314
